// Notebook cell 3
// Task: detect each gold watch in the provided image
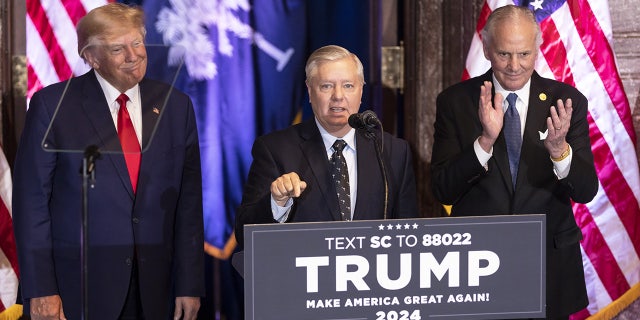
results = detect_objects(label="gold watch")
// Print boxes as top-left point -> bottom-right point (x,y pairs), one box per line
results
551,145 -> 570,162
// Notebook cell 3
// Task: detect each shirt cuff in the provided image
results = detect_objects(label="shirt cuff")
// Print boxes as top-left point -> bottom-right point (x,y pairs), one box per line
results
474,138 -> 493,170
271,195 -> 293,223
552,145 -> 572,179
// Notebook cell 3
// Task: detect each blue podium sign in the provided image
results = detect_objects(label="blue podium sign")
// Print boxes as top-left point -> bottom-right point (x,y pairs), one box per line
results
243,215 -> 546,319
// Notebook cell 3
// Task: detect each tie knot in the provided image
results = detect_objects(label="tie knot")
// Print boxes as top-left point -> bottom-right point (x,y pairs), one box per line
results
506,92 -> 518,108
332,139 -> 347,152
117,93 -> 129,108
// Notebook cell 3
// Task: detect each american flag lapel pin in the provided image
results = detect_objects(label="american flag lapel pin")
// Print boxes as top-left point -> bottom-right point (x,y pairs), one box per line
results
153,107 -> 160,115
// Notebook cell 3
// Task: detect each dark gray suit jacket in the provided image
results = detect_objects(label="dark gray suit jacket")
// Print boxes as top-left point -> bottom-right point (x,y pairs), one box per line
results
235,118 -> 419,247
431,70 -> 598,317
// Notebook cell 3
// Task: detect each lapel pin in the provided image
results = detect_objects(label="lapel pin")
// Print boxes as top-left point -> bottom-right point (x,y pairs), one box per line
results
539,93 -> 547,101
153,107 -> 160,115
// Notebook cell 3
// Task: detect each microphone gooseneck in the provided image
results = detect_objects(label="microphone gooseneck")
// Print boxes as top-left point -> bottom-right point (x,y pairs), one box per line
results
372,134 -> 389,220
349,111 -> 389,219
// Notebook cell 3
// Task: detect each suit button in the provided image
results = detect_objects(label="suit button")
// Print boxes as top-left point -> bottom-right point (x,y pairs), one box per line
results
125,257 -> 132,266
132,217 -> 139,224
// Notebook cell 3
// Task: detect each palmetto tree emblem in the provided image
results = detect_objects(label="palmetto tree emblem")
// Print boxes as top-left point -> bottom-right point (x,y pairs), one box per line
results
155,0 -> 294,80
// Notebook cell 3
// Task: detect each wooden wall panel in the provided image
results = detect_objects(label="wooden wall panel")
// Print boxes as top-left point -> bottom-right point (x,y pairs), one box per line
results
611,0 -> 640,111
609,0 -> 640,161
403,0 -> 484,217
403,0 -> 444,217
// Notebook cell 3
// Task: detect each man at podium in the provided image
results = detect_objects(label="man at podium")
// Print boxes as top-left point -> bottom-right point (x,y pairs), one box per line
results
431,5 -> 598,319
235,45 -> 418,248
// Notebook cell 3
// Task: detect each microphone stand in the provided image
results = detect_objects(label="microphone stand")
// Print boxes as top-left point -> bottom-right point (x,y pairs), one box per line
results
364,128 -> 389,219
81,145 -> 100,320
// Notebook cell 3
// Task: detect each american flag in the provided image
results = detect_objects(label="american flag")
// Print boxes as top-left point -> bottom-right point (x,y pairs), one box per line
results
465,0 -> 640,318
0,145 -> 17,313
26,0 -> 110,99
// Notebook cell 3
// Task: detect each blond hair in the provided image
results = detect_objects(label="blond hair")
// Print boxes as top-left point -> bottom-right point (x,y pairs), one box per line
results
77,3 -> 146,59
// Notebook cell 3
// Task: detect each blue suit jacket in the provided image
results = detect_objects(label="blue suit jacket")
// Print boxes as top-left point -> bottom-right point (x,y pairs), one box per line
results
235,119 -> 419,247
13,70 -> 205,320
431,70 -> 598,317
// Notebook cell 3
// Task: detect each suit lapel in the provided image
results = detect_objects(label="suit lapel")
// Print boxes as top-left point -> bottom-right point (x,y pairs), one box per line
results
137,79 -> 165,196
519,72 -> 550,186
139,78 -> 164,150
79,71 -> 134,197
298,120 -> 342,221
80,71 -> 120,152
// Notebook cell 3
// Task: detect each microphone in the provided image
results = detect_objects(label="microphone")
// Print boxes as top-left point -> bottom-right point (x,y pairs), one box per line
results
348,110 -> 380,130
348,110 -> 390,219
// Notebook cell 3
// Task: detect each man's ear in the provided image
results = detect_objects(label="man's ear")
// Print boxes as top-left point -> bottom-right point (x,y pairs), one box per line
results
83,50 -> 99,69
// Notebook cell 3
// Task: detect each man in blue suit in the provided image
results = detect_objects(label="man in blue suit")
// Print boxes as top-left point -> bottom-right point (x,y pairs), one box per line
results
235,45 -> 418,248
13,3 -> 204,320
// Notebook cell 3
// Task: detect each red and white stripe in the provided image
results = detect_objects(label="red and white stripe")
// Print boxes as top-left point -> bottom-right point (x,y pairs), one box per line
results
465,1 -> 640,319
0,146 -> 17,312
26,0 -> 111,100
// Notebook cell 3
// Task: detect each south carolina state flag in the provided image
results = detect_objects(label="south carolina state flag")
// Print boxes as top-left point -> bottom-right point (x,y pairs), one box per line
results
465,1 -> 640,319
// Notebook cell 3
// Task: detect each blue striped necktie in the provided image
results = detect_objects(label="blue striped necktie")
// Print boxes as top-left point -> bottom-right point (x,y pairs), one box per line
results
504,92 -> 521,188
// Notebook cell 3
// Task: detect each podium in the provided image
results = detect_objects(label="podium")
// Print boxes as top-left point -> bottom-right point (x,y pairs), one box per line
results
240,214 -> 546,319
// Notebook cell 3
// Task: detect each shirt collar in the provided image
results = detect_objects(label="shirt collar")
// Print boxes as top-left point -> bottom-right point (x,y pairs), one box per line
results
492,75 -> 531,109
315,118 -> 357,153
94,71 -> 140,110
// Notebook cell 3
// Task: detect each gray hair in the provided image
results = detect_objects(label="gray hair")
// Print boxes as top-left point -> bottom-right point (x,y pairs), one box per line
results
305,45 -> 365,85
481,5 -> 542,48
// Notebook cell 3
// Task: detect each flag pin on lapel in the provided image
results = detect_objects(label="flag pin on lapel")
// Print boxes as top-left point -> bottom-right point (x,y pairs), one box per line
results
539,93 -> 547,101
153,107 -> 160,115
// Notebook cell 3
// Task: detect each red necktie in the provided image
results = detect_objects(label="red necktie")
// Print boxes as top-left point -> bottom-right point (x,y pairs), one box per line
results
117,94 -> 141,193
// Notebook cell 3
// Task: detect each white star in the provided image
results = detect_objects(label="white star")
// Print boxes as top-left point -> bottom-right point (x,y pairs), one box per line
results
387,224 -> 394,230
404,223 -> 410,229
412,223 -> 418,229
530,0 -> 544,10
379,224 -> 385,230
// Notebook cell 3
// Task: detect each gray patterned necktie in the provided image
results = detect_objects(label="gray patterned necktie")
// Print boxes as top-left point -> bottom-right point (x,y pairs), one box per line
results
504,92 -> 521,187
330,139 -> 351,221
